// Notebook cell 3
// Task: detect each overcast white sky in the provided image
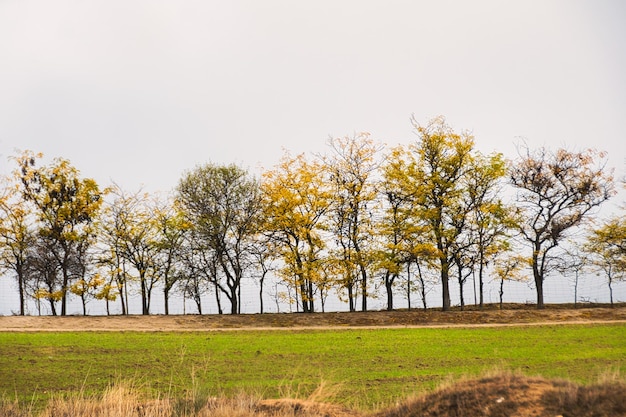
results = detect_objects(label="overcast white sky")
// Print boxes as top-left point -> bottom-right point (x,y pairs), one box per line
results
1,0 -> 625,202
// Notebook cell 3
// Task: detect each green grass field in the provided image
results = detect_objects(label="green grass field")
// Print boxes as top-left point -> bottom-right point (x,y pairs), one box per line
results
1,324 -> 625,410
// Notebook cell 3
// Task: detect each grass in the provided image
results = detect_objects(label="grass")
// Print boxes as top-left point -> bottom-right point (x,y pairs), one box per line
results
1,324 -> 625,411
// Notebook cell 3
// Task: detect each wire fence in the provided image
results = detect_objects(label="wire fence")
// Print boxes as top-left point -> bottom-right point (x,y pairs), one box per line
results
1,271 -> 624,316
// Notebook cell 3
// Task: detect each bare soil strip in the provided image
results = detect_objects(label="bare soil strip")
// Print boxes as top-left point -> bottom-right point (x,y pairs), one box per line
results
2,305 -> 625,331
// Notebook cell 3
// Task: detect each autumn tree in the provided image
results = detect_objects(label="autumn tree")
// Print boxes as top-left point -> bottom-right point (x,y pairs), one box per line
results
261,153 -> 332,313
97,184 -> 131,315
463,152 -> 512,307
492,253 -> 526,310
377,146 -> 435,310
388,116 -> 477,311
324,133 -> 383,311
152,195 -> 189,315
0,184 -> 36,315
101,185 -> 161,315
585,218 -> 626,306
14,151 -> 105,316
510,145 -> 614,308
67,232 -> 101,315
177,163 -> 261,315
374,178 -> 412,311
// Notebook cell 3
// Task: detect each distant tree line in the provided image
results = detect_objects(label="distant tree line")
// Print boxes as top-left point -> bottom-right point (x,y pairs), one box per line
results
0,117 -> 623,316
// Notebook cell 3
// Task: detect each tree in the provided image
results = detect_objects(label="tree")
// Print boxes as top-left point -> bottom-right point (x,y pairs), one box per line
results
0,183 -> 36,315
405,256 -> 438,310
176,232 -> 213,314
102,185 -> 161,315
261,153 -> 332,313
586,218 -> 626,306
152,196 -> 189,315
510,145 -> 614,308
463,152 -> 511,307
97,184 -> 132,315
377,146 -> 435,310
67,233 -> 101,315
492,254 -> 526,310
28,237 -> 62,315
555,244 -> 590,307
177,163 -> 262,315
14,151 -> 105,316
325,133 -> 383,311
248,232 -> 277,314
389,116 -> 476,311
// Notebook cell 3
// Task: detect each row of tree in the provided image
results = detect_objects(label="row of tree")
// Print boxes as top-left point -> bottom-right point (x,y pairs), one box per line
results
1,116 -> 623,316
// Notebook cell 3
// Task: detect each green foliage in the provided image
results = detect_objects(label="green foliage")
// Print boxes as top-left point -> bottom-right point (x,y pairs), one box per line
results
177,163 -> 262,315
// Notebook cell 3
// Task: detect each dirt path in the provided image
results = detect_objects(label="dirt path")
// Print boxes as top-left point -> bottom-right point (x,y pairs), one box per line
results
1,305 -> 625,331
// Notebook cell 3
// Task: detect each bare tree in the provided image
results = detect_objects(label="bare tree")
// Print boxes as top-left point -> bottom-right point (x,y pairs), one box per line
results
510,145 -> 614,308
556,243 -> 590,307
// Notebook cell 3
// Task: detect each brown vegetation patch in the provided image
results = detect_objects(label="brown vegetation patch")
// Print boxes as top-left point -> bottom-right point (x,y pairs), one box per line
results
375,373 -> 626,417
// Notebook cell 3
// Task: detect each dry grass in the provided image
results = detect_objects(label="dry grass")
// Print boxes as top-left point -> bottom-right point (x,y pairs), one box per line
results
2,371 -> 626,417
0,380 -> 359,417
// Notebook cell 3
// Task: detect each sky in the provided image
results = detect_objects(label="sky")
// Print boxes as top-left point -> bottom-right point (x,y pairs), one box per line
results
1,0 -> 626,314
1,0 -> 625,202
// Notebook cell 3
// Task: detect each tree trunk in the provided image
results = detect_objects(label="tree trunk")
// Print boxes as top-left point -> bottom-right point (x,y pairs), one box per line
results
348,284 -> 355,312
608,275 -> 614,307
259,276 -> 265,314
61,271 -> 69,316
18,268 -> 26,316
140,275 -> 149,315
307,280 -> 315,313
49,299 -> 57,316
360,265 -> 368,312
458,274 -> 465,311
299,280 -> 309,313
533,245 -> 545,309
164,287 -> 170,315
406,263 -> 412,311
195,294 -> 203,315
478,260 -> 485,308
535,276 -> 545,309
117,282 -> 126,315
385,271 -> 394,311
214,282 -> 223,314
415,261 -> 428,310
441,258 -> 451,311
230,286 -> 239,315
